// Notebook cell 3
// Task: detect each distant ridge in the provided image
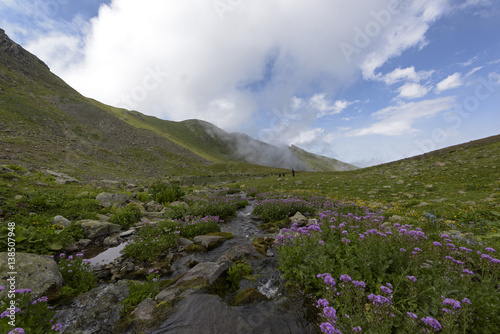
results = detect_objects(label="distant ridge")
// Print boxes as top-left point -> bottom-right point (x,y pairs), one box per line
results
0,28 -> 355,180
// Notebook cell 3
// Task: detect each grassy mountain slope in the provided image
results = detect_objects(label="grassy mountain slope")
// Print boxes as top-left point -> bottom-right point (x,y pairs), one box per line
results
245,134 -> 500,240
0,29 -> 353,180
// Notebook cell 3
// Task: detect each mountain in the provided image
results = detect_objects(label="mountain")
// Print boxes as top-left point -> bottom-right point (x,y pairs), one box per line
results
0,29 -> 355,180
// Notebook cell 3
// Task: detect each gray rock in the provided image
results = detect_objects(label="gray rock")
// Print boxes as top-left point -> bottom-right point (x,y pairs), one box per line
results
290,212 -> 307,227
146,200 -> 164,212
13,194 -> 23,200
414,202 -> 429,207
119,229 -> 135,238
175,261 -> 229,287
45,170 -> 80,184
0,252 -> 63,299
225,243 -> 264,261
169,201 -> 188,208
95,192 -> 130,208
193,235 -> 224,250
78,220 -> 122,239
155,288 -> 180,303
55,280 -> 130,334
133,297 -> 156,321
53,215 -> 72,228
103,235 -> 123,247
266,249 -> 274,257
178,237 -> 193,249
389,215 -> 405,222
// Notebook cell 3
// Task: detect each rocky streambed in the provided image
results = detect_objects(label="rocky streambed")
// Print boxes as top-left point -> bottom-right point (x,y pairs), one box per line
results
53,198 -> 319,333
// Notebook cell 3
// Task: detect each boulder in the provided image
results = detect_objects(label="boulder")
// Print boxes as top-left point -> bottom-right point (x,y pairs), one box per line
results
146,200 -> 164,212
225,243 -> 264,261
95,192 -> 131,208
133,297 -> 156,321
55,280 -> 130,334
53,215 -> 72,229
45,170 -> 80,184
290,212 -> 307,227
0,252 -> 63,299
78,220 -> 122,239
155,287 -> 180,303
193,235 -> 225,250
103,235 -> 123,247
175,261 -> 230,287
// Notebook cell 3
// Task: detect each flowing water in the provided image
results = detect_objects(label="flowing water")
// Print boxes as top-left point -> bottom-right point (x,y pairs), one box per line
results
149,200 -> 319,334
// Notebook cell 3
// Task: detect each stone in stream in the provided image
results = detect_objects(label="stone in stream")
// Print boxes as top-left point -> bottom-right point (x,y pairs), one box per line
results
0,252 -> 63,299
55,280 -> 130,334
290,212 -> 307,227
78,220 -> 122,239
103,235 -> 123,247
193,235 -> 225,250
225,242 -> 264,261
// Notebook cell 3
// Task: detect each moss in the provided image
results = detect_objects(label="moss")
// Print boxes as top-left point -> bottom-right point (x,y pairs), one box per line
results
184,243 -> 207,254
232,288 -> 268,306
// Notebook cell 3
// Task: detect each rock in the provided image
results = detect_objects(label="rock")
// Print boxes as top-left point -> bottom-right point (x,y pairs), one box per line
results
119,229 -> 135,238
14,194 -> 23,200
155,287 -> 180,303
97,213 -> 111,222
77,239 -> 92,248
225,243 -> 264,262
175,261 -> 229,287
45,170 -> 80,184
76,191 -> 90,198
425,184 -> 433,189
233,288 -> 269,306
294,180 -> 303,186
55,280 -> 130,334
414,202 -> 429,207
146,200 -> 164,212
133,297 -> 156,321
307,218 -> 319,226
95,192 -> 131,208
103,235 -> 123,247
78,220 -> 122,239
396,180 -> 404,185
266,249 -> 274,257
193,235 -> 225,250
64,238 -> 92,252
53,215 -> 72,229
290,212 -> 307,227
458,190 -> 467,195
0,252 -> 63,299
178,237 -> 193,249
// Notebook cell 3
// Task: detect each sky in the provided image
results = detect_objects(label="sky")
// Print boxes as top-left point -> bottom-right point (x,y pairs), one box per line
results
1,0 -> 499,167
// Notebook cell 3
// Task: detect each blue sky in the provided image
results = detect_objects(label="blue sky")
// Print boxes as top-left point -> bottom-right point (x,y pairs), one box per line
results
1,0 -> 499,166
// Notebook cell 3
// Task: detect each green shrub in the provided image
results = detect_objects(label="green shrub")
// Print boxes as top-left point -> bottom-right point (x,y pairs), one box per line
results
123,225 -> 178,262
121,271 -> 160,315
57,252 -> 97,299
109,204 -> 142,228
137,192 -> 149,202
253,198 -> 314,222
227,261 -> 253,291
159,216 -> 222,239
155,185 -> 185,205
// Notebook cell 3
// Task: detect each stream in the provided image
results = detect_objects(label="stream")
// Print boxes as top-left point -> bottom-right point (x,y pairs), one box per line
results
149,200 -> 319,334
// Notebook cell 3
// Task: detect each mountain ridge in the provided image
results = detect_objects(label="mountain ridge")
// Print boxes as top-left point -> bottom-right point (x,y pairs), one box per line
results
0,29 -> 356,181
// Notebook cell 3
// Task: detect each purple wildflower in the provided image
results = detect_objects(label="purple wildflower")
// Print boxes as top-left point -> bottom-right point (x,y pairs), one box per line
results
339,274 -> 352,283
320,322 -> 339,334
8,329 -> 25,334
463,269 -> 474,275
485,247 -> 495,253
400,248 -> 406,252
443,298 -> 461,309
380,286 -> 393,294
317,299 -> 329,307
407,276 -> 417,282
433,241 -> 442,247
352,326 -> 362,333
421,316 -> 442,331
407,312 -> 418,319
441,234 -> 450,239
462,298 -> 472,305
52,324 -> 63,331
319,240 -> 325,245
323,306 -> 338,320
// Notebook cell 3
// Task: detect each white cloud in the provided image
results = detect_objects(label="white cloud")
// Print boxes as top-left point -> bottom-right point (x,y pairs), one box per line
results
290,128 -> 325,145
378,66 -> 434,85
309,94 -> 353,117
459,55 -> 479,67
398,82 -> 430,99
435,72 -> 463,92
465,66 -> 483,77
489,72 -> 500,84
348,96 -> 456,136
